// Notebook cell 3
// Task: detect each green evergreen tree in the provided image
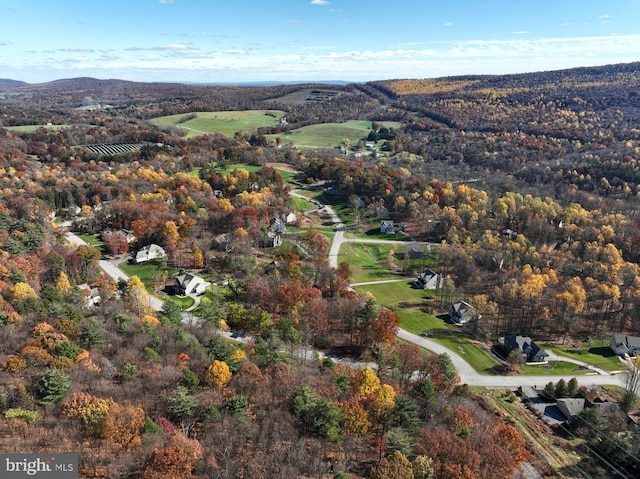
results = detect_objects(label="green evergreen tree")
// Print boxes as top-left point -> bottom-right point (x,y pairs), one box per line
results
34,369 -> 71,405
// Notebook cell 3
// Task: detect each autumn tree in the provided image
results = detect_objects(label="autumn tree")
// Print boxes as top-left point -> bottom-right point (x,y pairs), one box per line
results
100,402 -> 146,449
55,271 -> 72,296
370,450 -> 414,479
61,392 -> 114,435
126,275 -> 150,317
205,360 -> 232,390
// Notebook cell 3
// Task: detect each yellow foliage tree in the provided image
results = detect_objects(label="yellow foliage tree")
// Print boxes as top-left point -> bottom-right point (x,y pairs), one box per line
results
161,220 -> 180,247
126,275 -> 149,316
205,360 -> 232,389
357,367 -> 380,397
10,282 -> 37,301
55,271 -> 72,295
193,247 -> 204,269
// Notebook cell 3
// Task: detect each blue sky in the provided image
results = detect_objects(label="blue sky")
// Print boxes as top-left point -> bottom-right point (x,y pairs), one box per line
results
1,0 -> 639,84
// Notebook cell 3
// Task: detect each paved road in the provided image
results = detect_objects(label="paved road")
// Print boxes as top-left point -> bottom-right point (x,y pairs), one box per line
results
293,191 -> 629,389
398,329 -> 626,389
64,221 -> 628,389
65,230 -> 164,311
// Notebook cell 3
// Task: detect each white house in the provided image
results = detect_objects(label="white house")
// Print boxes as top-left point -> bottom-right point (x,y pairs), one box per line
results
414,269 -> 442,289
380,220 -> 394,234
78,283 -> 101,308
174,273 -> 208,296
131,244 -> 166,264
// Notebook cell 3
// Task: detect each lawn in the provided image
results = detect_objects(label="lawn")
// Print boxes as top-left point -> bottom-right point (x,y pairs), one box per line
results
119,259 -> 180,292
540,344 -> 624,372
354,281 -> 433,309
342,242 -> 408,283
268,120 -> 401,150
346,228 -> 414,242
520,361 -> 594,376
150,110 -> 286,138
289,195 -> 317,212
430,333 -> 502,374
397,310 -> 447,334
77,234 -> 103,246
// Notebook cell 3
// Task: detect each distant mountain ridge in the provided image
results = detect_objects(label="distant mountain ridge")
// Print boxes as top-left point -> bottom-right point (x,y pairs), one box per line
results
0,78 -> 28,89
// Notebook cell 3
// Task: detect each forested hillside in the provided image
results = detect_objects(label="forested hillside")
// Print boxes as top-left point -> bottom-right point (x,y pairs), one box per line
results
1,62 -> 640,477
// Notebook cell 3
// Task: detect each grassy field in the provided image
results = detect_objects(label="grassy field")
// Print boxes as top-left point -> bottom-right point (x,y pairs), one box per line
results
341,242 -> 407,284
354,280 -> 432,307
150,110 -> 286,138
119,260 -> 180,292
397,310 -> 447,333
268,120 -> 401,150
289,195 -> 318,212
430,333 -> 502,373
77,234 -> 103,247
520,361 -> 594,376
540,344 -> 624,372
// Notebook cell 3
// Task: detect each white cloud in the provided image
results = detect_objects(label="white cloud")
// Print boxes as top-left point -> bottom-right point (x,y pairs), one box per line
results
159,0 -> 176,4
443,22 -> 452,27
512,31 -> 530,35
310,0 -> 329,5
58,48 -> 95,53
10,33 -> 640,83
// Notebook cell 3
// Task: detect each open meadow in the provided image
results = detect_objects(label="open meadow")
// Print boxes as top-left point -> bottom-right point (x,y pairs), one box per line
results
150,110 -> 286,138
269,120 -> 401,150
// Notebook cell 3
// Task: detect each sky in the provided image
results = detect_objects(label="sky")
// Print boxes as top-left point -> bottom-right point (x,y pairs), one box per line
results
1,0 -> 639,84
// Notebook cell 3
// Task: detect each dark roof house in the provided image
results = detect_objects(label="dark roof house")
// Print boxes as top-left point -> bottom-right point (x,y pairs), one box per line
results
497,335 -> 549,363
449,300 -> 481,325
556,398 -> 586,419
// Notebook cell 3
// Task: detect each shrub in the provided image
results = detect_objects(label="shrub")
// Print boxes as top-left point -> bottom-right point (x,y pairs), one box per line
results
4,408 -> 39,424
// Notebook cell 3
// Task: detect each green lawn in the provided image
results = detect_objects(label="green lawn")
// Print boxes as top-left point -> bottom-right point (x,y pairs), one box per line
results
342,242 -> 407,283
397,310 -> 447,334
150,110 -> 286,138
430,333 -> 502,374
520,361 -> 594,376
289,195 -> 317,212
354,282 -> 433,309
540,344 -> 624,372
268,120 -> 401,150
119,259 -> 180,292
77,234 -> 103,246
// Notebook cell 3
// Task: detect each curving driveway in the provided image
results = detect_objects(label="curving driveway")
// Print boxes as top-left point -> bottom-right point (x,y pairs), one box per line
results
288,189 -> 628,389
65,217 -> 628,389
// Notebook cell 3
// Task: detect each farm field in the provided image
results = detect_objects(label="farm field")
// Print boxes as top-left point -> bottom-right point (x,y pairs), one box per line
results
150,110 -> 286,138
270,120 -> 401,150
